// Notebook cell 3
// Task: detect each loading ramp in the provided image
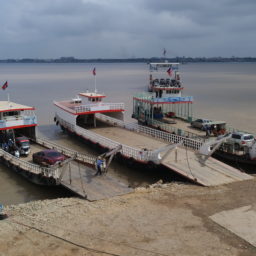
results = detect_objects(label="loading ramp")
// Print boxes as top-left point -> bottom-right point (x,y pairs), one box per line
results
161,147 -> 252,186
59,161 -> 133,201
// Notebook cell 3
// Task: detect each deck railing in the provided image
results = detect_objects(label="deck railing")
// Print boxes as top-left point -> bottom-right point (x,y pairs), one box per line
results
56,113 -> 203,163
0,148 -> 60,178
146,118 -> 205,141
0,134 -> 97,180
96,113 -> 203,151
56,115 -> 156,162
0,115 -> 37,129
34,137 -> 96,165
74,103 -> 125,114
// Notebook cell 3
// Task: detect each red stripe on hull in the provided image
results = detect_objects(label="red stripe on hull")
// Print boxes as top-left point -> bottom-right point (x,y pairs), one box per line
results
54,103 -> 124,115
0,124 -> 37,131
0,107 -> 35,113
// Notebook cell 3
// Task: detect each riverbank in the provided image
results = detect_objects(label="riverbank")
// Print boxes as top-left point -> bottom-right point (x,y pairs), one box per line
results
1,179 -> 256,256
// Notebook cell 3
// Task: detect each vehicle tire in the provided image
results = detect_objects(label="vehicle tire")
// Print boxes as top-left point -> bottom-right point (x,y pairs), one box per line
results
234,143 -> 240,150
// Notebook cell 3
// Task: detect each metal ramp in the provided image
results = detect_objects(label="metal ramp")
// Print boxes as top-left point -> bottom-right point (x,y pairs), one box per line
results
161,147 -> 253,186
59,161 -> 133,201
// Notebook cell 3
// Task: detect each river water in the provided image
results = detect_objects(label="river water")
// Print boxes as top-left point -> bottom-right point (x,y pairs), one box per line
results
0,62 -> 256,205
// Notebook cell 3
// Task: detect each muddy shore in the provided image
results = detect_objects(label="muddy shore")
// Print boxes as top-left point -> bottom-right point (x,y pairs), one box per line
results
1,178 -> 256,256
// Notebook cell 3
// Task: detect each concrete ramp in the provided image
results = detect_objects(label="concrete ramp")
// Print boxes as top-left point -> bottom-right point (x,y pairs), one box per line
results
210,205 -> 256,247
162,147 -> 253,186
60,161 -> 133,201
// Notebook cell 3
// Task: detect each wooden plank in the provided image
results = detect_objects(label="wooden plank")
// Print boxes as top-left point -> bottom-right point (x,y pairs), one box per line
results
60,161 -> 133,201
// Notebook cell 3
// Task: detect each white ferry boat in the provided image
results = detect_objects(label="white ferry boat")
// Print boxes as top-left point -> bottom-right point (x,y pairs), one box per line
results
134,62 -> 199,137
0,100 -> 96,187
0,101 -> 37,138
148,62 -> 182,92
135,62 -> 256,170
53,88 -> 252,187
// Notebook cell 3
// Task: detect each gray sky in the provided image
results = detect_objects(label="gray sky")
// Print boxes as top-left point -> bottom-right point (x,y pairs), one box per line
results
1,0 -> 256,58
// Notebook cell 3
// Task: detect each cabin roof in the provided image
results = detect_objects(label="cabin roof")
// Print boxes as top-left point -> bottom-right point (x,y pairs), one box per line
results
79,92 -> 106,99
0,101 -> 35,112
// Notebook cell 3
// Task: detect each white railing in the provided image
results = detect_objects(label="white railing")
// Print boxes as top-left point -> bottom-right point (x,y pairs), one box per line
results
0,115 -> 37,129
74,103 -> 125,114
34,137 -> 96,165
0,149 -> 59,178
146,118 -> 205,141
96,113 -> 203,150
95,113 -> 125,128
57,115 -> 157,162
75,126 -> 153,161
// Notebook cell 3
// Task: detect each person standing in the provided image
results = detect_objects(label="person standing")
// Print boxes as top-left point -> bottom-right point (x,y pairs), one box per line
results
95,158 -> 104,176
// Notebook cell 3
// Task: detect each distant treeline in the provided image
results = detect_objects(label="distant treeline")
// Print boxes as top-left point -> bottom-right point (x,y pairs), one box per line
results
1,56 -> 256,63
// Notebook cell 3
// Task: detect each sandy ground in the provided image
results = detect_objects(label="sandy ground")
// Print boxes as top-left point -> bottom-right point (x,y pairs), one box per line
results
1,178 -> 256,256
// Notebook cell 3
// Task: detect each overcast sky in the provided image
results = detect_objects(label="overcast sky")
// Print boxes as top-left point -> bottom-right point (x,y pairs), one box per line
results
1,0 -> 256,59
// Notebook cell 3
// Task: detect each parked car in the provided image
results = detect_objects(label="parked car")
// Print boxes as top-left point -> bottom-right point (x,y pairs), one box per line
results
191,119 -> 211,130
15,136 -> 30,156
227,132 -> 255,150
32,149 -> 66,166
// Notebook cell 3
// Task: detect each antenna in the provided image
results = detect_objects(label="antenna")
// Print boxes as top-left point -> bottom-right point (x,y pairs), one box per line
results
94,74 -> 97,93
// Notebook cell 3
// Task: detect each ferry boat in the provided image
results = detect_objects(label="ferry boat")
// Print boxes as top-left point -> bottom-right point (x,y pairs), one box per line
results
0,100 -> 96,186
134,62 -> 256,170
53,87 -> 252,187
134,62 -> 200,138
148,62 -> 182,92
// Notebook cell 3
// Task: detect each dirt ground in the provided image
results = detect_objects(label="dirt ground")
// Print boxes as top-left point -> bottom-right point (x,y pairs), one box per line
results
1,178 -> 256,256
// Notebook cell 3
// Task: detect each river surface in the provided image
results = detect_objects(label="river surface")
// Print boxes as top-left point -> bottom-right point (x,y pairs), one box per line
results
0,62 -> 256,205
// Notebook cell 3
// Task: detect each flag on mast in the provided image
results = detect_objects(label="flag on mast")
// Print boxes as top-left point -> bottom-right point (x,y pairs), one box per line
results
167,68 -> 172,76
163,48 -> 166,57
92,67 -> 96,76
2,81 -> 8,90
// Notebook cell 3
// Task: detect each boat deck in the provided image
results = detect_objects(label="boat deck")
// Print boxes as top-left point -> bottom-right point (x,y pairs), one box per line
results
161,118 -> 207,137
26,143 -> 46,162
90,126 -> 252,186
90,126 -> 166,150
10,142 -> 133,200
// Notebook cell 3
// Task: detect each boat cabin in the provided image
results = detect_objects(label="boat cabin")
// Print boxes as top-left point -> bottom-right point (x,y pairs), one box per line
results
134,62 -> 193,124
0,101 -> 37,148
54,91 -> 125,128
148,62 -> 182,95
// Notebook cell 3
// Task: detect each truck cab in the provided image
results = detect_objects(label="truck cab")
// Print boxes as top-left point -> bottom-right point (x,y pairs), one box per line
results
15,136 -> 30,156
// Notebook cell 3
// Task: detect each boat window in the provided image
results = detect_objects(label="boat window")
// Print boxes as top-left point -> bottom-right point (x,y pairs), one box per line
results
3,111 -> 19,117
